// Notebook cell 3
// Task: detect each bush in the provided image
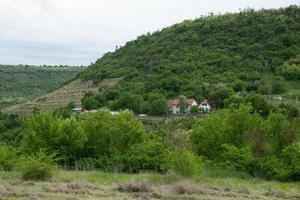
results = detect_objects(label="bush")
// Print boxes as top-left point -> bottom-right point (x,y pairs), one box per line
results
125,136 -> 168,173
16,151 -> 58,181
255,156 -> 289,181
282,142 -> 300,181
168,150 -> 203,178
218,144 -> 254,172
272,81 -> 286,94
0,143 -> 16,170
258,84 -> 272,95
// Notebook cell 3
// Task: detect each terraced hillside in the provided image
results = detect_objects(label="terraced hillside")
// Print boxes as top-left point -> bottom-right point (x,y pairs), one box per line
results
3,78 -> 121,115
0,65 -> 82,108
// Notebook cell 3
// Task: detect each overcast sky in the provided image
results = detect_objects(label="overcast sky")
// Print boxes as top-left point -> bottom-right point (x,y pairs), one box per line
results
0,0 -> 298,66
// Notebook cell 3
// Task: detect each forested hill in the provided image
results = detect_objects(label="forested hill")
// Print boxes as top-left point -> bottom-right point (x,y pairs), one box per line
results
79,6 -> 300,113
0,65 -> 83,108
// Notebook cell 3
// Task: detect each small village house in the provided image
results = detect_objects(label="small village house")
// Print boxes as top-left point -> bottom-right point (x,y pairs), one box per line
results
198,99 -> 211,112
168,98 -> 198,114
72,107 -> 84,113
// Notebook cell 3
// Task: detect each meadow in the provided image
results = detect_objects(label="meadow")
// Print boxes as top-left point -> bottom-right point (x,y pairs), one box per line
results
1,169 -> 299,200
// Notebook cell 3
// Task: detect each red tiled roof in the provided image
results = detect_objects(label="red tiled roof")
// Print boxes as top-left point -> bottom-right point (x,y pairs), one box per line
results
169,99 -> 196,106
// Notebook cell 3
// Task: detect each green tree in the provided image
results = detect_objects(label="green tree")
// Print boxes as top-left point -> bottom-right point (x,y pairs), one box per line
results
22,113 -> 86,164
149,98 -> 168,116
209,87 -> 234,109
81,96 -> 99,110
178,95 -> 188,114
245,94 -> 271,116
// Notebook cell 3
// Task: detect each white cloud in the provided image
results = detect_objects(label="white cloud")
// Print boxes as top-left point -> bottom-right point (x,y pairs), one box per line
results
0,0 -> 298,65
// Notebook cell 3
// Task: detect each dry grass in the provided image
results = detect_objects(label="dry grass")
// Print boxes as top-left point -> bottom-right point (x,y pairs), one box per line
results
118,180 -> 153,193
50,181 -> 99,194
0,171 -> 299,200
172,181 -> 206,195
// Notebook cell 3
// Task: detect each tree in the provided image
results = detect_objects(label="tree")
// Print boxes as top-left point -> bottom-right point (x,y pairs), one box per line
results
245,94 -> 271,116
81,96 -> 99,110
178,95 -> 188,114
22,113 -> 86,164
209,87 -> 234,109
149,98 -> 168,116
81,111 -> 146,171
113,92 -> 143,113
190,105 -> 199,113
272,81 -> 286,94
258,84 -> 272,95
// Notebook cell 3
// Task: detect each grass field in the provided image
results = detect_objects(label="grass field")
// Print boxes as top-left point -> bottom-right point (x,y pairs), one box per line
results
0,170 -> 299,200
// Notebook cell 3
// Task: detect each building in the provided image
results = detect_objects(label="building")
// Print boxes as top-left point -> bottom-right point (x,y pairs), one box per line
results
72,107 -> 84,113
169,99 -> 198,115
198,99 -> 211,112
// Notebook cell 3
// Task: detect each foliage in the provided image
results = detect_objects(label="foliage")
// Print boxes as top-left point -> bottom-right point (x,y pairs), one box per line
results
244,94 -> 271,116
209,87 -> 234,108
79,6 -> 300,113
21,113 -> 86,164
16,150 -> 58,181
168,150 -> 203,178
53,102 -> 76,118
190,105 -> 199,113
282,142 -> 300,181
0,112 -> 22,146
0,143 -> 16,171
218,144 -> 254,172
148,95 -> 168,116
191,104 -> 300,180
279,54 -> 300,80
178,95 -> 188,114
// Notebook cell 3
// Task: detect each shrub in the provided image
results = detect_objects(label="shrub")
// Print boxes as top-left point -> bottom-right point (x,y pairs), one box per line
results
218,144 -> 254,172
16,151 -> 58,181
255,156 -> 289,181
282,142 -> 300,181
272,81 -> 286,94
148,97 -> 168,116
124,136 -> 168,173
190,105 -> 199,113
168,150 -> 203,178
0,143 -> 16,170
258,84 -> 272,95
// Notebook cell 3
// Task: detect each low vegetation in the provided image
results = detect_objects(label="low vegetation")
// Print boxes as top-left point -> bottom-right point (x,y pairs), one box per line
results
0,102 -> 299,182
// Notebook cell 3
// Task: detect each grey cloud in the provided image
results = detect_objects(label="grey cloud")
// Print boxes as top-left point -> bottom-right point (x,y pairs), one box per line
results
0,0 -> 298,65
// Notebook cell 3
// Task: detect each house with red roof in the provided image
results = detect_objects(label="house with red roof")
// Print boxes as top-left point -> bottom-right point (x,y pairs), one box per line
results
168,98 -> 198,115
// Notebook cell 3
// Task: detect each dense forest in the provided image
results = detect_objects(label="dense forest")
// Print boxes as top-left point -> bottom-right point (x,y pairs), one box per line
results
0,65 -> 83,108
79,6 -> 300,114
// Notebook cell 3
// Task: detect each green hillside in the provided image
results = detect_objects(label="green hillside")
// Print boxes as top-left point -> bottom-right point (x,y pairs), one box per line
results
0,65 -> 83,108
80,6 -> 300,113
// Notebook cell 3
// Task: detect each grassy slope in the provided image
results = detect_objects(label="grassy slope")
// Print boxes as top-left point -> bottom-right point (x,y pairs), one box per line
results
0,171 -> 299,199
0,65 -> 83,109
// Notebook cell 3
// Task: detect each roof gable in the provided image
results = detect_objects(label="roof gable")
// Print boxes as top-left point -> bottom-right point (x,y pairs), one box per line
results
169,99 -> 197,106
